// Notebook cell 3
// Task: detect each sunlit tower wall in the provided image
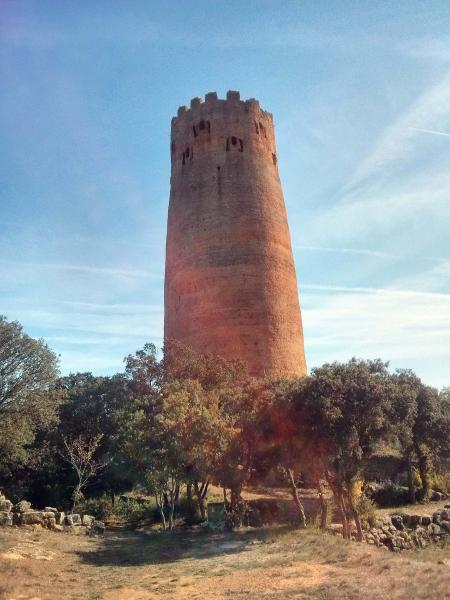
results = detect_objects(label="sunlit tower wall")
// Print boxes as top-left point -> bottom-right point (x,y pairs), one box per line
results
164,91 -> 307,378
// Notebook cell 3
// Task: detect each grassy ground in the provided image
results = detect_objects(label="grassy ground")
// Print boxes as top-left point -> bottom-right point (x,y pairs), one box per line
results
1,522 -> 449,599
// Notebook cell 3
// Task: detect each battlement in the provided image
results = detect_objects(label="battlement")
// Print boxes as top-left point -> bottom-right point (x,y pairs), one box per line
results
172,91 -> 272,123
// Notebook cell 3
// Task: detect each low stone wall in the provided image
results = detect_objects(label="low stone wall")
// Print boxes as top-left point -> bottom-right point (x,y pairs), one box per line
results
363,506 -> 450,551
0,492 -> 105,535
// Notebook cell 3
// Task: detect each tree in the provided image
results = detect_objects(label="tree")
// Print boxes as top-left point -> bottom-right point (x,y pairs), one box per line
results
0,316 -> 61,489
62,433 -> 107,511
289,359 -> 394,540
389,370 -> 421,504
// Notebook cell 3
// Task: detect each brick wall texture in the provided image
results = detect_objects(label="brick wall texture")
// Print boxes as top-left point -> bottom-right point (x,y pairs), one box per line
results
164,91 -> 307,378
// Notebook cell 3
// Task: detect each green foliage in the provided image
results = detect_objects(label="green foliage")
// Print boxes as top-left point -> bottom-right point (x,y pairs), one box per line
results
79,495 -> 115,521
0,316 -> 62,490
356,494 -> 377,529
371,482 -> 410,508
428,471 -> 450,494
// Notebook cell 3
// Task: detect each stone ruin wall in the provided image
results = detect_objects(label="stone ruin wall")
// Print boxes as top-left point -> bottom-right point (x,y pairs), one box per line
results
165,91 -> 307,378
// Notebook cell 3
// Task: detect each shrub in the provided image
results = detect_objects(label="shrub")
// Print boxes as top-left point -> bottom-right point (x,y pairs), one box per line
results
80,495 -> 114,521
370,482 -> 410,508
429,472 -> 450,494
114,497 -> 158,523
357,494 -> 377,528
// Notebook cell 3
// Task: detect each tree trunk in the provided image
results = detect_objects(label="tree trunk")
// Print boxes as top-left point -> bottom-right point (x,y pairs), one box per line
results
317,482 -> 328,530
406,453 -> 416,504
285,467 -> 306,528
417,450 -> 431,502
193,480 -> 207,521
155,495 -> 166,530
110,489 -> 115,508
346,489 -> 363,542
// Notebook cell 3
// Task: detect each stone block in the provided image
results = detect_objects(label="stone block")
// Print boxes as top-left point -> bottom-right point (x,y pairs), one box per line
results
56,511 -> 65,525
0,500 -> 13,512
65,514 -> 82,526
82,514 -> 95,527
409,515 -> 421,527
21,511 -> 44,525
92,520 -> 105,535
14,500 -> 32,513
44,507 -> 58,513
0,511 -> 12,526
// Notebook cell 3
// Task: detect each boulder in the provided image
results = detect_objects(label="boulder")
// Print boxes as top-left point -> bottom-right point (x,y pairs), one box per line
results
440,521 -> 450,534
82,514 -> 95,527
91,520 -> 105,535
391,515 -> 404,530
55,511 -> 65,525
430,491 -> 443,502
441,510 -> 449,521
44,507 -> 58,513
421,515 -> 432,526
14,500 -> 32,513
21,511 -> 44,525
432,511 -> 442,524
0,511 -> 12,527
0,500 -> 13,512
65,514 -> 82,526
53,524 -> 64,532
409,514 -> 422,528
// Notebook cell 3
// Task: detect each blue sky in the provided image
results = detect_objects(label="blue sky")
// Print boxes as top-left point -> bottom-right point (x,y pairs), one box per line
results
1,1 -> 449,388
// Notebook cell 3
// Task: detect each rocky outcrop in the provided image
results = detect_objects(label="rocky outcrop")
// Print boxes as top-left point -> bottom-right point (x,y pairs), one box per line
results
362,509 -> 450,551
0,492 -> 104,535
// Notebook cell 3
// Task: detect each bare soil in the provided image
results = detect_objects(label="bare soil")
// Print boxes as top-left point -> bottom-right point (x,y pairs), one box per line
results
1,523 -> 449,600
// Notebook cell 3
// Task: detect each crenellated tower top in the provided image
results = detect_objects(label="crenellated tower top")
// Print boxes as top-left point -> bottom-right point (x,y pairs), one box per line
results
172,90 -> 273,123
170,91 -> 277,171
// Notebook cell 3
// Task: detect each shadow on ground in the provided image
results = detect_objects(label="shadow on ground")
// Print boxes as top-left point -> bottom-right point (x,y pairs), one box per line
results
76,525 -> 298,568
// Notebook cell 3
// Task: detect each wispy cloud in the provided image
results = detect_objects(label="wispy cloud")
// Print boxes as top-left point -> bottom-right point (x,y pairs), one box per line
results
349,73 -> 450,186
0,259 -> 162,280
302,283 -> 450,301
297,245 -> 399,259
408,127 -> 450,138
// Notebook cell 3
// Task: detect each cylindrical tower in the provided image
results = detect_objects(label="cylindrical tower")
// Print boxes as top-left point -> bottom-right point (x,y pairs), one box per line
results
164,91 -> 307,378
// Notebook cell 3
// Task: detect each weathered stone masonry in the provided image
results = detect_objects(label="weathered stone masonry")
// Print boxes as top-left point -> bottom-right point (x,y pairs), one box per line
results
164,91 -> 307,378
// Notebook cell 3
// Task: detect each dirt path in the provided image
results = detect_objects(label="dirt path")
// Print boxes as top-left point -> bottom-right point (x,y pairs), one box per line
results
1,525 -> 449,599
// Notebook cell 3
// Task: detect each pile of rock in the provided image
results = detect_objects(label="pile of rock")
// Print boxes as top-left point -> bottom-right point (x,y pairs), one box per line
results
363,506 -> 450,551
0,492 -> 105,535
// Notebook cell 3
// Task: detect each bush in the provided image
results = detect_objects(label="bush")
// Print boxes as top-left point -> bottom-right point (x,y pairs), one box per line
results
176,495 -> 202,524
357,494 -> 377,529
370,482 -> 410,508
80,495 -> 114,521
114,497 -> 158,523
429,472 -> 450,494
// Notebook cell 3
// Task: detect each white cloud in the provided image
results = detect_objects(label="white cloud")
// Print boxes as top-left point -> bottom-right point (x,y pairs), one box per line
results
348,73 -> 450,186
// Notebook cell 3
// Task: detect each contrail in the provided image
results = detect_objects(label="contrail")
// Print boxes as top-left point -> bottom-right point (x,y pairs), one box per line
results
408,126 -> 450,137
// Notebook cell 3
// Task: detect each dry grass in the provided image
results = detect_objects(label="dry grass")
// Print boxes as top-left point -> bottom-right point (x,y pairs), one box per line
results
1,523 -> 449,600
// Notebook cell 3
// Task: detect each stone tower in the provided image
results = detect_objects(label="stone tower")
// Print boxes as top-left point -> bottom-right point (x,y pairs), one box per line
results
164,91 -> 307,378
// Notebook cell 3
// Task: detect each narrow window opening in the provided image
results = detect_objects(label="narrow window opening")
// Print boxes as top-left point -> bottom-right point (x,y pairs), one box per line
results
217,165 -> 221,171
231,136 -> 237,146
185,147 -> 190,158
193,126 -> 197,137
